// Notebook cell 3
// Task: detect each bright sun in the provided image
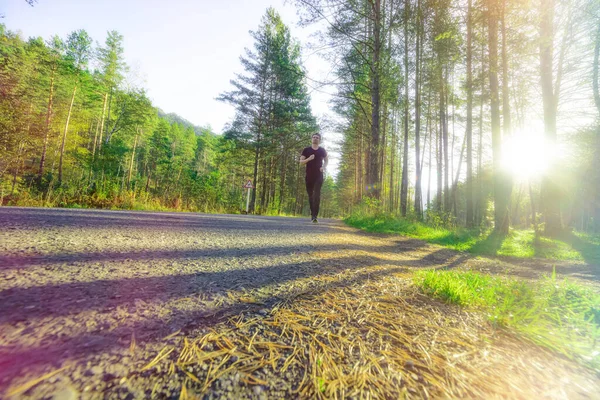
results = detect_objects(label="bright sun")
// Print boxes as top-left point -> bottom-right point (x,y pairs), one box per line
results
501,131 -> 552,181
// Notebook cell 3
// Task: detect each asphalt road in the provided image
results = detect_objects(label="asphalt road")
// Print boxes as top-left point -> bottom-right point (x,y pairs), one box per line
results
2,207 -> 598,399
0,207 -> 353,398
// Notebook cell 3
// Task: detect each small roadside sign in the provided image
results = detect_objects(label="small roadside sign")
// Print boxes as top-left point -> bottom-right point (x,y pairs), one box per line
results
243,180 -> 254,214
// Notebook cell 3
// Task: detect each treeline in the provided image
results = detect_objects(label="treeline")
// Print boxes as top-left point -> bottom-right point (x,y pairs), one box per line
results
218,8 -> 333,215
295,0 -> 600,233
4,0 -> 598,229
0,14 -> 338,216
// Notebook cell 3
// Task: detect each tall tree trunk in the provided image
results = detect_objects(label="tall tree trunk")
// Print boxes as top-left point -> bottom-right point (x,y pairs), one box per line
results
592,19 -> 600,231
91,118 -> 99,161
401,115 -> 409,216
380,107 -> 388,203
278,150 -> 287,214
268,155 -> 276,211
594,20 -> 600,115
295,153 -> 303,214
250,144 -> 260,213
425,86 -> 432,210
500,0 -> 513,228
39,63 -> 56,181
128,131 -> 139,190
11,141 -> 25,195
427,120 -> 432,209
501,0 -> 511,135
389,112 -> 396,211
414,0 -> 423,218
437,98 -> 443,211
488,0 -> 508,234
539,0 -> 561,235
466,0 -> 474,227
58,85 -> 77,185
358,127 -> 364,200
437,69 -> 446,212
451,132 -> 467,215
443,69 -> 450,212
450,73 -> 458,217
88,118 -> 100,186
355,133 -> 360,204
400,0 -> 410,216
368,0 -> 382,199
477,32 -> 486,225
98,93 -> 108,152
104,88 -> 114,145
592,19 -> 600,232
260,153 -> 268,212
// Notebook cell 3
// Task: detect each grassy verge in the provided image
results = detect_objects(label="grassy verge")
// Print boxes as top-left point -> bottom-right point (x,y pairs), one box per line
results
345,212 -> 600,262
345,212 -> 478,250
414,269 -> 600,369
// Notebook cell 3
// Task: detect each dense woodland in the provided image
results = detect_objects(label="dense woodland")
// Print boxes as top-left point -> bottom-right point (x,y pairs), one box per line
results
1,0 -> 600,234
294,0 -> 600,234
0,10 -> 336,217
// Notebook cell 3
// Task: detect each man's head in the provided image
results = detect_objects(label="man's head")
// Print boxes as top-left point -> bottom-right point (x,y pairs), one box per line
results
311,133 -> 321,145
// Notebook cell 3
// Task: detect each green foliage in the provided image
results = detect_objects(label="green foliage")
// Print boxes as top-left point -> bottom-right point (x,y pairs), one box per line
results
345,203 -> 479,251
0,19 -> 326,216
414,270 -> 600,368
345,207 -> 600,261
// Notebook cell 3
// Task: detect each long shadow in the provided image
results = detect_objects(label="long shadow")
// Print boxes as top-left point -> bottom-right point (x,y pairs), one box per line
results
469,232 -> 600,282
496,259 -> 600,282
434,254 -> 471,271
0,261 -> 414,387
0,249 -> 456,325
0,238 -> 428,271
352,220 -> 600,283
558,232 -> 600,266
467,231 -> 507,257
0,207 -> 345,233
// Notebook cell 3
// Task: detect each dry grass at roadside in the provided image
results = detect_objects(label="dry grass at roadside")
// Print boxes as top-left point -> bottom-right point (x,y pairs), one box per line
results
145,267 -> 598,399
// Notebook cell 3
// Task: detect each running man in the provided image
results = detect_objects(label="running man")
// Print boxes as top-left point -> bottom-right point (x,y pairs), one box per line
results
299,133 -> 328,223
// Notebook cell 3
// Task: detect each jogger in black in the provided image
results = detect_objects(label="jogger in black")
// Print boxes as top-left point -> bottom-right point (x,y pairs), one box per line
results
300,133 -> 328,223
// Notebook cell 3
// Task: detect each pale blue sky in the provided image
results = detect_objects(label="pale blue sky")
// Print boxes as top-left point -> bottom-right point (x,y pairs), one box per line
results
2,0 -> 335,134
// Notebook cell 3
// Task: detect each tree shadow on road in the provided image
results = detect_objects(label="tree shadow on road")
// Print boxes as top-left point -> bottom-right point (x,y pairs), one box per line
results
558,232 -> 600,266
0,252 -> 421,388
467,231 -> 507,257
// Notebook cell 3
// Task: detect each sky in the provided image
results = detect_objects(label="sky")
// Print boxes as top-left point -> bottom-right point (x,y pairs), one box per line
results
2,0 -> 341,173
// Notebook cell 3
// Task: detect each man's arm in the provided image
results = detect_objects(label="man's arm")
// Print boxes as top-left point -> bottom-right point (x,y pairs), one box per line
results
320,155 -> 329,172
299,154 -> 314,165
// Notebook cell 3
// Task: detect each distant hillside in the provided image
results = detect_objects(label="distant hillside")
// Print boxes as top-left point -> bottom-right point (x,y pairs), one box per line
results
157,108 -> 213,136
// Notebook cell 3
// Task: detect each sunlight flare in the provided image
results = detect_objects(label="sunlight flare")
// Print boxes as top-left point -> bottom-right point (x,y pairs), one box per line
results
501,130 -> 553,181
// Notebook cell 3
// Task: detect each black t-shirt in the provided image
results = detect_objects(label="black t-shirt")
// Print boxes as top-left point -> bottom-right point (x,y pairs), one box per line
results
301,146 -> 327,179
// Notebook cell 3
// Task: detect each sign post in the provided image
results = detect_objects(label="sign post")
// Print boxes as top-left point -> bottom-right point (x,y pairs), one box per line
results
243,180 -> 254,213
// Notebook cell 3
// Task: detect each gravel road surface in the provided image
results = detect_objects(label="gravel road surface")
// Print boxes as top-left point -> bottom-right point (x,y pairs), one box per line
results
0,208 -> 361,398
1,207 -> 598,399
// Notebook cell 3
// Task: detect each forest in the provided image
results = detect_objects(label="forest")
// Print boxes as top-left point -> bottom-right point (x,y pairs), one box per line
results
1,0 -> 600,236
295,0 -> 599,238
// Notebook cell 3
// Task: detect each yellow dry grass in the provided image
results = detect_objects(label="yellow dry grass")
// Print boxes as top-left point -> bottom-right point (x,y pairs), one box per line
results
142,261 -> 598,399
6,365 -> 70,398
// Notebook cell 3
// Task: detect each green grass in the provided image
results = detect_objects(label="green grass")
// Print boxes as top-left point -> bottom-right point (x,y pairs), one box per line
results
414,269 -> 600,368
345,212 -> 479,250
345,212 -> 600,262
